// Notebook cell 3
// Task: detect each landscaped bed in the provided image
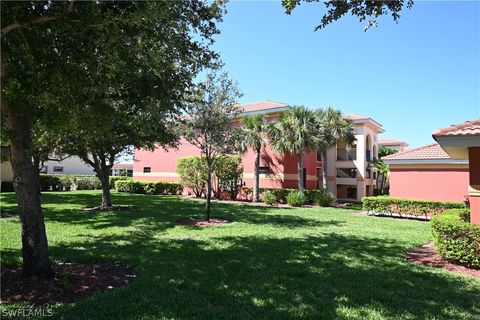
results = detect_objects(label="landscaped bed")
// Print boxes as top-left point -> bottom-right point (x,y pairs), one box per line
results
1,190 -> 479,319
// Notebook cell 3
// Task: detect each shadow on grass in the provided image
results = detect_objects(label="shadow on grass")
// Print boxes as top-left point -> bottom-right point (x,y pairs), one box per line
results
48,232 -> 479,320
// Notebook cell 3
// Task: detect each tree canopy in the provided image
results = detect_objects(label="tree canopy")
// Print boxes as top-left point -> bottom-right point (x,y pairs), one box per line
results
282,0 -> 414,31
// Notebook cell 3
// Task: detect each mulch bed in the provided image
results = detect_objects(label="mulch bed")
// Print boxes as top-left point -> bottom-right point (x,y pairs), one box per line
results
82,205 -> 134,212
1,261 -> 136,305
406,243 -> 480,277
177,218 -> 232,227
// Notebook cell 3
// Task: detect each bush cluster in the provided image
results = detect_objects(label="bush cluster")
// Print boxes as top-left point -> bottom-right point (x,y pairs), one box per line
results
431,209 -> 480,268
286,190 -> 307,207
262,190 -> 276,205
362,196 -> 464,217
115,180 -> 182,195
35,175 -> 130,192
259,188 -> 336,207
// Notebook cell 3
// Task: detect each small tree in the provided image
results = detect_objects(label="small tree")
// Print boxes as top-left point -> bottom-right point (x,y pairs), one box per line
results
374,146 -> 397,194
177,157 -> 208,198
183,72 -> 242,221
239,114 -> 267,202
268,106 -> 320,192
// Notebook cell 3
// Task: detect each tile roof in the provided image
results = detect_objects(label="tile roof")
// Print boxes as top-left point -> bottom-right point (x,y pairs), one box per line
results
344,114 -> 371,121
382,143 -> 451,161
240,100 -> 289,113
113,163 -> 133,170
378,138 -> 404,144
432,119 -> 480,137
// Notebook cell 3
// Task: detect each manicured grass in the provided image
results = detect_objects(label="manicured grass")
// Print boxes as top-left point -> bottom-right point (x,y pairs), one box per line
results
1,191 -> 479,319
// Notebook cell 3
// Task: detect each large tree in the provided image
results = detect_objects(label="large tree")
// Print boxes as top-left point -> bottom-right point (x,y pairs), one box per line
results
282,0 -> 414,31
183,72 -> 242,221
268,106 -> 321,192
1,0 -> 224,277
239,114 -> 267,202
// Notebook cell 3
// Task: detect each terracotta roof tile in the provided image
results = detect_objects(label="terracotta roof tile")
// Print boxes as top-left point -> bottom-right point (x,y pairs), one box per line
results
432,119 -> 480,137
379,138 -> 404,144
113,163 -> 133,170
344,114 -> 371,121
240,100 -> 289,113
382,143 -> 451,161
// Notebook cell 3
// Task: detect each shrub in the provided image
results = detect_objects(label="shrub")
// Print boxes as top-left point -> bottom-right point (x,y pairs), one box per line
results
263,190 -> 276,205
110,176 -> 131,189
115,180 -> 182,195
39,175 -> 62,191
312,190 -> 336,207
1,181 -> 14,192
176,157 -> 208,197
73,176 -> 101,190
260,188 -> 295,203
286,190 -> 306,207
362,196 -> 464,217
431,209 -> 480,268
215,155 -> 243,200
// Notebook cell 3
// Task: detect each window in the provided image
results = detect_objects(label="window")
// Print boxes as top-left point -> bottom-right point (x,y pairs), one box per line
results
53,166 -> 63,173
336,184 -> 357,200
258,166 -> 270,175
316,167 -> 322,188
336,168 -> 357,178
143,167 -> 151,173
316,151 -> 322,162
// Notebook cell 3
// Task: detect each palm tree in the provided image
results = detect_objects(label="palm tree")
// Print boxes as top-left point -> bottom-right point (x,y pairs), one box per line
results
316,108 -> 356,190
268,106 -> 320,192
239,114 -> 266,202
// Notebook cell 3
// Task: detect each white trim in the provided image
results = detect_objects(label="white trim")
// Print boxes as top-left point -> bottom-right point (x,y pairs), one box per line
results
383,159 -> 469,165
433,135 -> 480,147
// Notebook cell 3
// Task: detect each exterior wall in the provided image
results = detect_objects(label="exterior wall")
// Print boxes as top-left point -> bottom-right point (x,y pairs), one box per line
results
326,123 -> 378,201
1,161 -> 14,182
133,139 -> 321,189
44,157 -> 95,175
468,147 -> 480,224
389,166 -> 469,202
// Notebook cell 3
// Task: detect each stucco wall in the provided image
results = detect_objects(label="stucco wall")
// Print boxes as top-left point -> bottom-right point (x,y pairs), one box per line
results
1,161 -> 14,182
46,157 -> 95,175
389,167 -> 469,202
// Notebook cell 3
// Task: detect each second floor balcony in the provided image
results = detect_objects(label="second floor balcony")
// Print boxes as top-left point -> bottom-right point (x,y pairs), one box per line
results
337,148 -> 357,161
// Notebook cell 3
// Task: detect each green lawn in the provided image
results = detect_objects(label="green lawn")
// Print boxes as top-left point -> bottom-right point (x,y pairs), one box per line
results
1,191 -> 479,320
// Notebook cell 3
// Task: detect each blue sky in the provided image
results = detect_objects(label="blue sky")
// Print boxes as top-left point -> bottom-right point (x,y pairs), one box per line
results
212,0 -> 480,147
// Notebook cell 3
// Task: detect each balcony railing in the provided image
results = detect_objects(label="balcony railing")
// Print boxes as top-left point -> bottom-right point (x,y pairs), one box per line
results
337,149 -> 357,161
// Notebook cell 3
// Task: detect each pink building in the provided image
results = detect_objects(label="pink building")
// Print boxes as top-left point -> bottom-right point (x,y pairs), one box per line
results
383,143 -> 469,202
133,101 -> 383,201
432,119 -> 480,224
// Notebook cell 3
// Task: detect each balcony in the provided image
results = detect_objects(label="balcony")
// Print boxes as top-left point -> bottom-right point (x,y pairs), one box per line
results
337,148 -> 357,161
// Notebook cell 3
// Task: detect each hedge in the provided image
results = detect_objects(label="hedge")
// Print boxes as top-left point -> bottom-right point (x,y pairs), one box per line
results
38,175 -> 130,191
431,209 -> 480,268
257,188 -> 335,206
115,180 -> 182,195
362,196 -> 465,217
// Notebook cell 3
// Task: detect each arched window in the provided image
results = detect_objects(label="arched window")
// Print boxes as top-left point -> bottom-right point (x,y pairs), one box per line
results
366,135 -> 372,162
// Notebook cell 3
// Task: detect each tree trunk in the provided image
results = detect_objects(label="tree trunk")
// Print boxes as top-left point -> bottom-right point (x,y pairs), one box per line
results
253,147 -> 261,202
321,150 -> 328,190
205,165 -> 212,221
3,105 -> 53,278
297,152 -> 304,192
98,171 -> 112,208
